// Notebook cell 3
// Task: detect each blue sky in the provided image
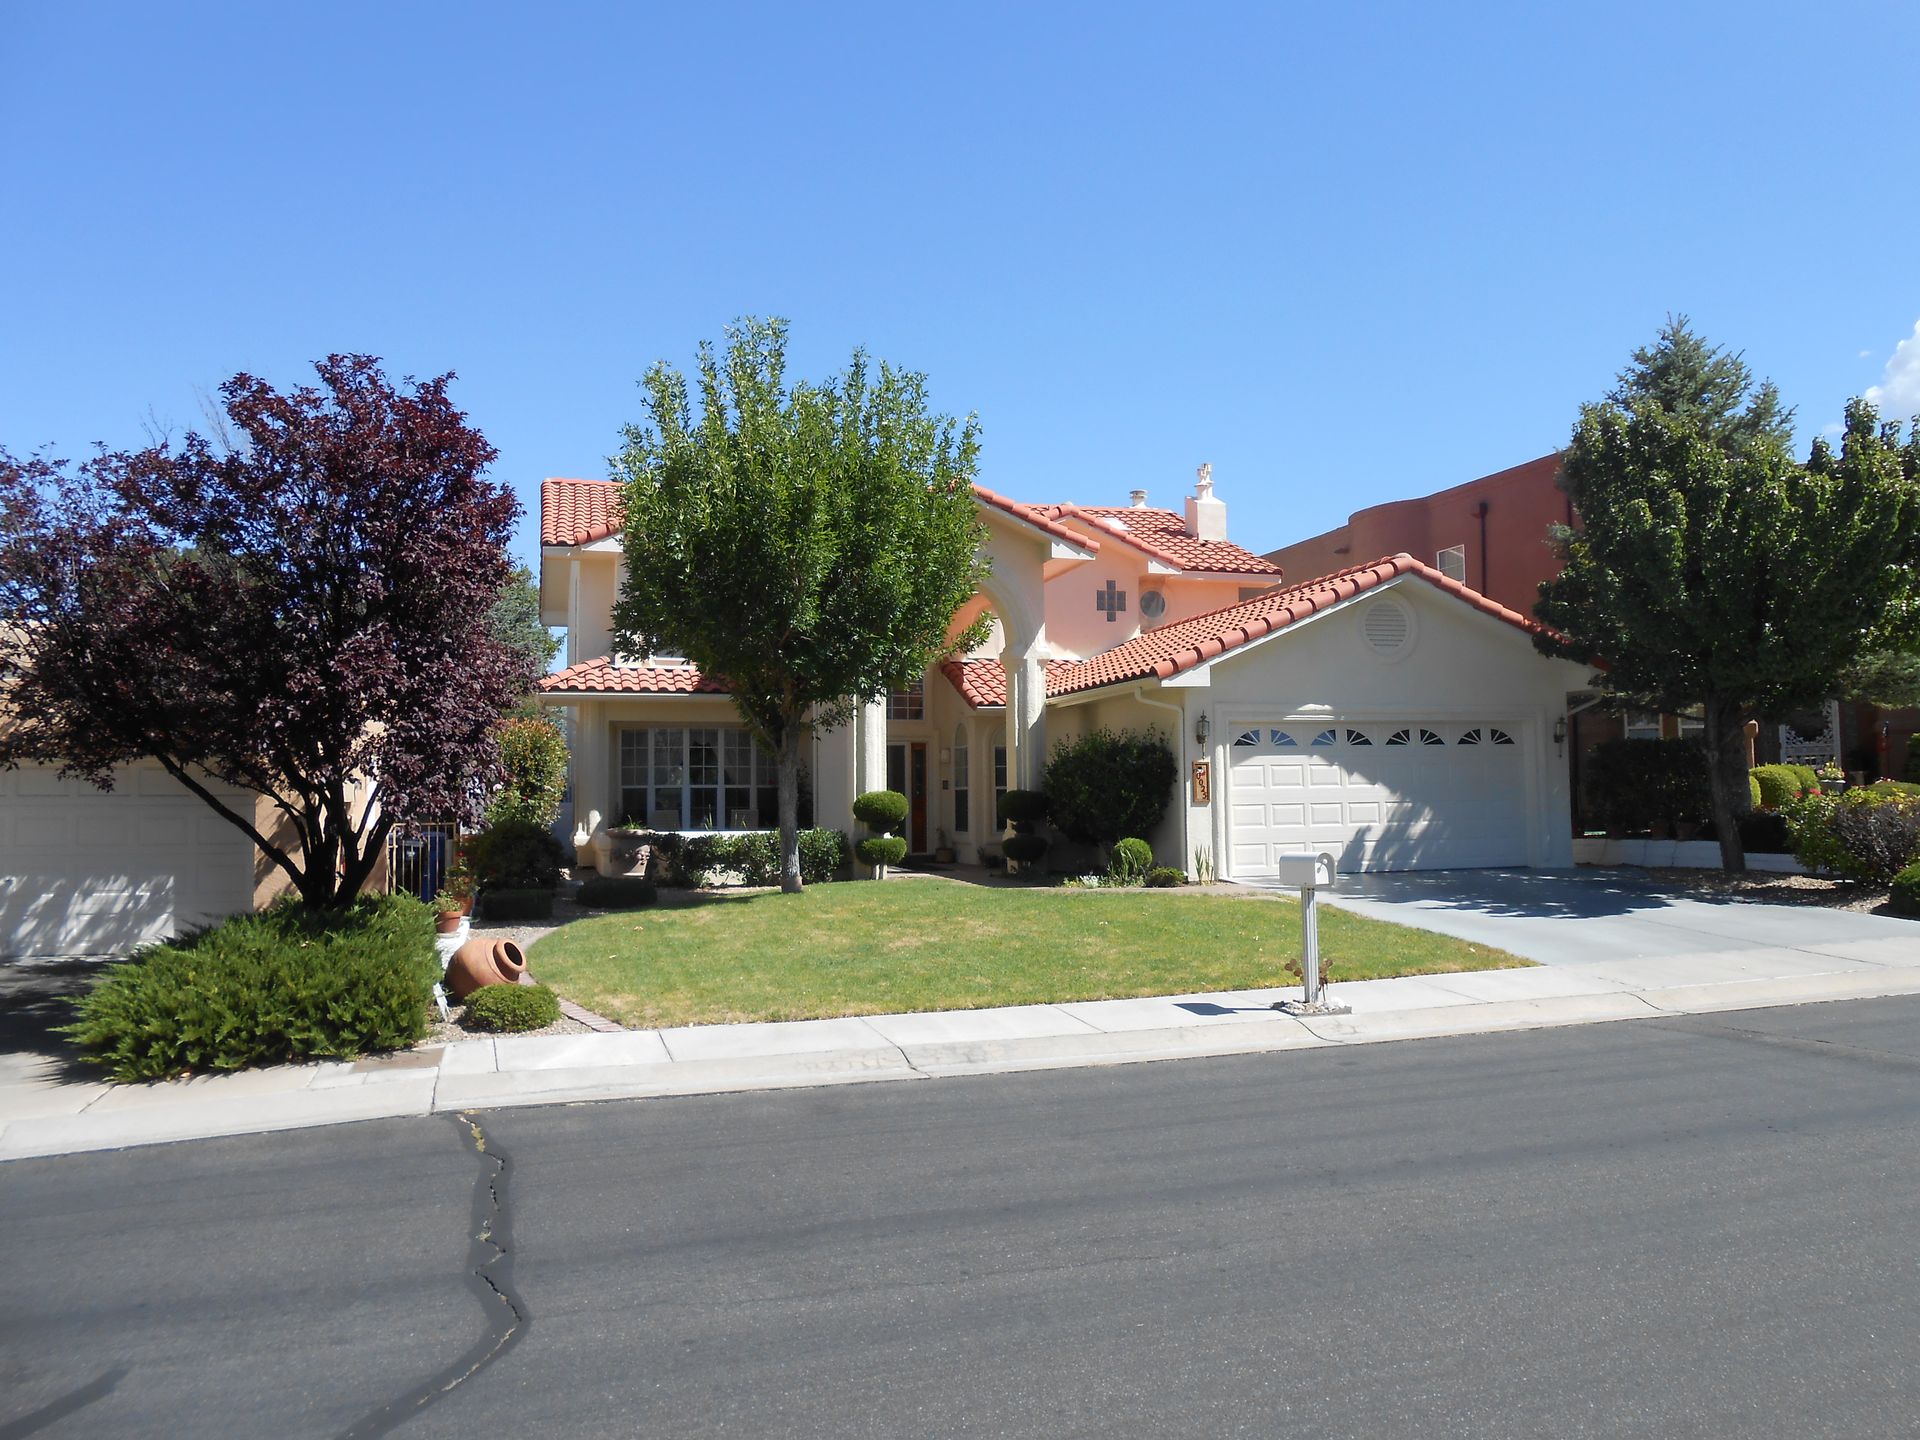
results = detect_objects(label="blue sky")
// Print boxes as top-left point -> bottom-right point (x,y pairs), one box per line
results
4,1 -> 1917,573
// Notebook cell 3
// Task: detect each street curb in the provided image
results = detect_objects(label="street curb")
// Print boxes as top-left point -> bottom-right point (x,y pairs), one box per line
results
8,964 -> 1920,1161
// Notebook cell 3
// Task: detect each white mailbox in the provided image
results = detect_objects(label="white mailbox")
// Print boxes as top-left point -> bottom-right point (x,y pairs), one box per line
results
1272,853 -> 1336,890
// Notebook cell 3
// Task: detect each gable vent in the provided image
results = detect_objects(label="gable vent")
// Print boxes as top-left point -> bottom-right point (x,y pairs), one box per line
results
1361,598 -> 1412,657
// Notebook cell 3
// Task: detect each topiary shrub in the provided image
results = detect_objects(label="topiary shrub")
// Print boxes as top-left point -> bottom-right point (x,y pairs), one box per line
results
59,895 -> 439,1082
1145,866 -> 1186,887
1109,837 -> 1153,885
1891,862 -> 1920,917
997,789 -> 1049,830
1045,729 -> 1177,847
469,816 -> 566,893
481,887 -> 556,921
575,875 -> 659,909
852,790 -> 910,834
464,982 -> 561,1032
856,835 -> 909,867
485,714 -> 570,828
1751,764 -> 1804,811
1002,832 -> 1050,866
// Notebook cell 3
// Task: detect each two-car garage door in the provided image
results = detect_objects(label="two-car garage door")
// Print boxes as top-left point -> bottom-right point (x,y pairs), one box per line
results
1227,719 -> 1529,875
0,763 -> 255,959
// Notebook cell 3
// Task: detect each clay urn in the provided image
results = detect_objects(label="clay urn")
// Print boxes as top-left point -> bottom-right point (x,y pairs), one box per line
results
446,937 -> 528,1000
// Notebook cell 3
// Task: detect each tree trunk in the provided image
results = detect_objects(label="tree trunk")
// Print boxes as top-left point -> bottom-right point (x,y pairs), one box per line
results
777,727 -> 803,894
1702,694 -> 1751,874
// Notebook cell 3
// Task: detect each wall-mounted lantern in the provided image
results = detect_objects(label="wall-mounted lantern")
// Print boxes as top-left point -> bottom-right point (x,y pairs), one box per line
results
1553,715 -> 1568,757
1194,712 -> 1211,748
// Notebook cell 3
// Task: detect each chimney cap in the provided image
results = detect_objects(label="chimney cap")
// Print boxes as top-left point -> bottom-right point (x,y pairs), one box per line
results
1129,488 -> 1149,507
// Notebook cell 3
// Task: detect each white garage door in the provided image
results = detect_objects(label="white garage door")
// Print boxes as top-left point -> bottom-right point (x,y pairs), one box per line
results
1227,720 -> 1529,875
0,763 -> 256,959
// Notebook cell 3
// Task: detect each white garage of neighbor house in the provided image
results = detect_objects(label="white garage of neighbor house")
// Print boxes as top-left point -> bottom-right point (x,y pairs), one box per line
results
0,762 -> 275,960
1038,554 -> 1593,879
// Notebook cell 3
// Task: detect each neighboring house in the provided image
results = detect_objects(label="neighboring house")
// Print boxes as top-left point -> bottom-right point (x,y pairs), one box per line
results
539,467 -> 1594,878
1267,454 -> 1919,790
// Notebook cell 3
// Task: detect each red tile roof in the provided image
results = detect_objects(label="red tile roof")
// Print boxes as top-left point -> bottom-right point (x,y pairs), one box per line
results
970,484 -> 1099,552
537,656 -> 729,696
1045,553 -> 1548,697
1039,504 -> 1282,576
940,657 -> 1077,709
542,478 -> 623,547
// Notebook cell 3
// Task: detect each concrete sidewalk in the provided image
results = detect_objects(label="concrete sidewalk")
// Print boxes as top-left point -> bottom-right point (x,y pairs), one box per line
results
6,928 -> 1920,1162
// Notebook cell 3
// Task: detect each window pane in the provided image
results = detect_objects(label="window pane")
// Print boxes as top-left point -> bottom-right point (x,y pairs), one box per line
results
651,729 -> 685,826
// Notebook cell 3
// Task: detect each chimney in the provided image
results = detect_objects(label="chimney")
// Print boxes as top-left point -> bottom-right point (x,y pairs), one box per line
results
1183,462 -> 1226,541
1129,488 -> 1149,508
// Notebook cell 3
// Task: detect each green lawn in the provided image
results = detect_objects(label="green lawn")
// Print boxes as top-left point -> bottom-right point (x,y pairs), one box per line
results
528,880 -> 1528,1029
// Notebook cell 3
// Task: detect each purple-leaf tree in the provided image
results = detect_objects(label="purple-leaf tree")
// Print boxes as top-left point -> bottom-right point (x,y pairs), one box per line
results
0,355 -> 534,907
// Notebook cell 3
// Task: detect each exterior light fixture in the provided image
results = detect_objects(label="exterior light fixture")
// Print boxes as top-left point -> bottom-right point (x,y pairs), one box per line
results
1553,715 -> 1568,756
1194,713 -> 1211,747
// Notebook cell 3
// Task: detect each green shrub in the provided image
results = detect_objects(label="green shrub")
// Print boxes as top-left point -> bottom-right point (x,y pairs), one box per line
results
997,789 -> 1049,829
855,835 -> 909,867
1784,793 -> 1848,873
1825,788 -> 1920,884
1787,763 -> 1822,798
1109,837 -> 1153,884
852,790 -> 910,833
1892,862 -> 1920,917
1145,866 -> 1186,887
1749,773 -> 1762,809
468,816 -> 566,892
485,714 -> 570,828
1045,729 -> 1178,846
1002,832 -> 1050,865
1751,764 -> 1805,811
464,982 -> 561,1032
575,876 -> 659,909
481,887 -> 555,921
683,829 -> 848,886
1583,738 -> 1709,832
1908,746 -> 1920,784
60,895 -> 439,1082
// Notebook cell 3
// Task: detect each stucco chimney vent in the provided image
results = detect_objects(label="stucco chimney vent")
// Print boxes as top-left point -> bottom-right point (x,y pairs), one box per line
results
1183,462 -> 1227,541
1129,488 -> 1149,508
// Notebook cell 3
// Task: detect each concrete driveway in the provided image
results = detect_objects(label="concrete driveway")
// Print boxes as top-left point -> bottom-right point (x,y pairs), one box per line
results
1244,868 -> 1918,965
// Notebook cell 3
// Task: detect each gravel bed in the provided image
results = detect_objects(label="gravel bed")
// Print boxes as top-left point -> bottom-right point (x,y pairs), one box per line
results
1623,866 -> 1896,915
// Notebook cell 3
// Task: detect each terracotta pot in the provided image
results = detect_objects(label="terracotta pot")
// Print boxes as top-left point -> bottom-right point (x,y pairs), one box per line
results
446,937 -> 528,1000
435,910 -> 464,935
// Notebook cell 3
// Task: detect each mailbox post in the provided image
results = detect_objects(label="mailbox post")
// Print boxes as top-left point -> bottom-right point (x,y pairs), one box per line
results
1271,851 -> 1350,1016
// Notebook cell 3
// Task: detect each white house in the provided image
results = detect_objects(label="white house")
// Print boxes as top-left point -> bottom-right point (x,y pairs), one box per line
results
538,466 -> 1593,880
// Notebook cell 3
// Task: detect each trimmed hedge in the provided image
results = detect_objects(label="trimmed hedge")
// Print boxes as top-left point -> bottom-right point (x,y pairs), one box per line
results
60,895 -> 439,1082
852,790 -> 909,832
1109,838 -> 1153,885
1045,729 -> 1178,846
1145,866 -> 1186,888
481,887 -> 556,921
855,835 -> 909,867
1891,862 -> 1920,917
997,789 -> 1049,829
465,982 -> 561,1032
1751,764 -> 1810,811
682,829 -> 849,886
469,816 -> 566,892
575,876 -> 659,910
1002,832 -> 1050,864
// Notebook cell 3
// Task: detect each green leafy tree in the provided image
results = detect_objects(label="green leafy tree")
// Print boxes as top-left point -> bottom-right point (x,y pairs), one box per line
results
612,318 -> 988,892
1536,320 -> 1920,870
490,564 -> 561,680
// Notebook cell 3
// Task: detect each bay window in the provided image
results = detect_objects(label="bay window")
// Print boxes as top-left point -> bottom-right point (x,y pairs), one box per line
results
617,725 -> 782,830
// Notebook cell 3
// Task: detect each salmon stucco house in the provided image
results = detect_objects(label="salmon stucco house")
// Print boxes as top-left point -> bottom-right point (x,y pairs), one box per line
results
537,466 -> 1594,880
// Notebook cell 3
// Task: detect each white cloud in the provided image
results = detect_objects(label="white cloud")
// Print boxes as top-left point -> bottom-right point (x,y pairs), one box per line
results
1864,318 -> 1920,417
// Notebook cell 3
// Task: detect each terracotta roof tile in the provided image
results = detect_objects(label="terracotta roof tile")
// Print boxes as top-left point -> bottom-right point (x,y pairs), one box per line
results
542,478 -> 623,547
537,655 -> 728,695
970,485 -> 1099,553
1038,504 -> 1282,576
1045,554 -> 1548,698
941,659 -> 1005,709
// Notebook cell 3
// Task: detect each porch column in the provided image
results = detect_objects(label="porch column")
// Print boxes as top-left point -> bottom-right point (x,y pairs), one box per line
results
854,696 -> 888,797
1003,650 -> 1049,791
571,700 -> 609,865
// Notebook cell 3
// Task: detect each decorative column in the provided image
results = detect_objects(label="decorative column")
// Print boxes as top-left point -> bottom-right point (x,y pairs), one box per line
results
1003,650 -> 1049,790
854,696 -> 888,797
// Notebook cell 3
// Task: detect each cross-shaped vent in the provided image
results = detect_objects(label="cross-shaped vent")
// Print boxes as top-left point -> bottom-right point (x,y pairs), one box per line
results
1095,579 -> 1127,623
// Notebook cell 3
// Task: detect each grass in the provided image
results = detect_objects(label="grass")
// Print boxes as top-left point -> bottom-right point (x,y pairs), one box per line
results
529,880 -> 1529,1029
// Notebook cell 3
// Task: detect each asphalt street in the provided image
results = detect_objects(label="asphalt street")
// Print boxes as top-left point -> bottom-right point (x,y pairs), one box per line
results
7,996 -> 1920,1439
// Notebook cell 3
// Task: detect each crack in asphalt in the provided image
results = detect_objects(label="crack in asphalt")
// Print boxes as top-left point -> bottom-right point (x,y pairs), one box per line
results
334,1113 -> 529,1440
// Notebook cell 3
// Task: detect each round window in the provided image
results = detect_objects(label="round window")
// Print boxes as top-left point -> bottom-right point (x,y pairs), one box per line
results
1139,588 -> 1167,621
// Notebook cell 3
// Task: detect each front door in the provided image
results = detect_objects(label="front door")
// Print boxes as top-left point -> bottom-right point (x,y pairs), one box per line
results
886,742 -> 930,853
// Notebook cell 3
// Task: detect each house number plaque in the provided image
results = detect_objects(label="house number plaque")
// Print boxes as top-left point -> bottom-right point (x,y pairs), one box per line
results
1191,760 -> 1211,805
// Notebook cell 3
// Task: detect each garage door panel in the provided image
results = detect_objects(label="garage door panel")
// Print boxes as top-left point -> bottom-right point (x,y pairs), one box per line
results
1228,719 -> 1527,875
